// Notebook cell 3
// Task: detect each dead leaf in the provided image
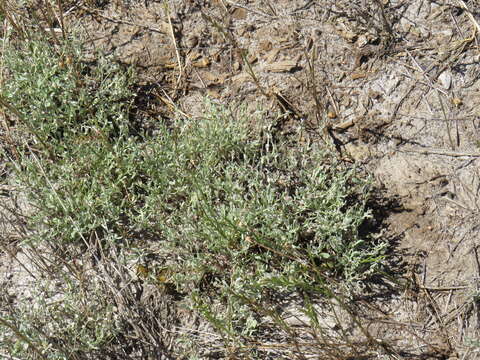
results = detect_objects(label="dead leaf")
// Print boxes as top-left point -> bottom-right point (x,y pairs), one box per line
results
339,30 -> 357,43
231,7 -> 247,20
231,72 -> 252,84
207,88 -> 221,98
351,72 -> 367,80
247,54 -> 258,64
333,119 -> 355,131
258,40 -> 272,52
327,111 -> 337,119
451,97 -> 463,107
272,35 -> 290,44
161,62 -> 177,69
264,60 -> 297,73
202,72 -> 219,83
264,48 -> 280,63
192,57 -> 211,68
188,51 -> 202,62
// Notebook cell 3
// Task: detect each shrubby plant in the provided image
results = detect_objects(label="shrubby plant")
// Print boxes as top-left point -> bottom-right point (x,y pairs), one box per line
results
0,34 -> 385,359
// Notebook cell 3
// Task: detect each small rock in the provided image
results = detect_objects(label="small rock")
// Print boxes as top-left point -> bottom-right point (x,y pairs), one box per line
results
438,71 -> 452,90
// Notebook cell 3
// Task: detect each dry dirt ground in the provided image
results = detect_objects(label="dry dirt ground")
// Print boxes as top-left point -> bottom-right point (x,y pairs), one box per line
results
2,0 -> 480,358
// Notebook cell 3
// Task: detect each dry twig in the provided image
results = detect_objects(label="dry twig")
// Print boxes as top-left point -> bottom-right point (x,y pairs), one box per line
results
401,147 -> 480,157
163,1 -> 183,98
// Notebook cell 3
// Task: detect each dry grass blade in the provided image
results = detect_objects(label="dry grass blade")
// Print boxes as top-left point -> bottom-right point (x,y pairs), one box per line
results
55,0 -> 66,39
2,0 -> 479,358
437,91 -> 456,150
0,0 -> 27,39
456,0 -> 480,35
225,0 -> 275,18
0,96 -> 54,158
200,10 -> 270,98
163,0 -> 183,98
79,5 -> 168,34
372,0 -> 392,35
401,147 -> 480,157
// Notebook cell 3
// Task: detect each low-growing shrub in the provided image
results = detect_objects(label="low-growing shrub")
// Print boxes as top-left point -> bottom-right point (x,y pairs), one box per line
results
0,35 -> 386,359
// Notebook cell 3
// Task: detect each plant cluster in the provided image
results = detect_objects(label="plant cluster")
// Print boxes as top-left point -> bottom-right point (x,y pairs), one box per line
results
0,34 -> 386,359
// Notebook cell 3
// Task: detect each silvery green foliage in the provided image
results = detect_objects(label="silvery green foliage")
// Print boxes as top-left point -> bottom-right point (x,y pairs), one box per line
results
2,38 -> 385,359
